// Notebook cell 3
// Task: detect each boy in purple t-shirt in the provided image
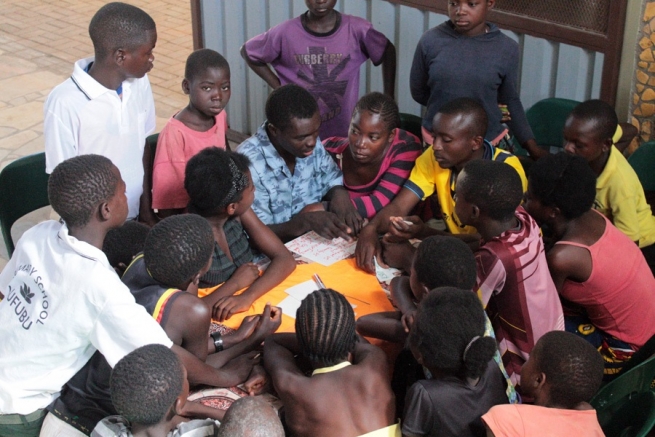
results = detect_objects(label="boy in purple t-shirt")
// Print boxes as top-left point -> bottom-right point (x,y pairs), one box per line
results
241,0 -> 396,139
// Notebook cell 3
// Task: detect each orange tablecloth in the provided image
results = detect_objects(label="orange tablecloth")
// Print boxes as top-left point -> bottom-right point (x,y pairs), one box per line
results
198,258 -> 394,332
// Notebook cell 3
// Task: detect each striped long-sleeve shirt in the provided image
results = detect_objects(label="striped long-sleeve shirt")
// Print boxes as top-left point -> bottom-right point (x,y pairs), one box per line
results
324,129 -> 422,219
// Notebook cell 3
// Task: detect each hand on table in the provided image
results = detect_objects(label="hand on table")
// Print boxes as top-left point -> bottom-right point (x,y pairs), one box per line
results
355,226 -> 382,274
213,294 -> 254,322
233,315 -> 261,341
301,211 -> 353,241
328,189 -> 365,236
381,239 -> 416,271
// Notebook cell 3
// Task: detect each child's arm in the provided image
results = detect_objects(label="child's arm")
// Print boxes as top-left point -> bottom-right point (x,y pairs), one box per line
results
211,209 -> 296,321
356,311 -> 407,343
263,333 -> 307,400
179,400 -> 225,421
139,141 -> 158,226
240,45 -> 281,90
380,40 -> 397,99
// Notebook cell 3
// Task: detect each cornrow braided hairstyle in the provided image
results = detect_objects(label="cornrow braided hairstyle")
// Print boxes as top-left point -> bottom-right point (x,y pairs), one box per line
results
185,147 -> 251,217
353,92 -> 400,133
144,214 -> 214,288
48,154 -> 118,228
110,344 -> 183,426
296,288 -> 358,367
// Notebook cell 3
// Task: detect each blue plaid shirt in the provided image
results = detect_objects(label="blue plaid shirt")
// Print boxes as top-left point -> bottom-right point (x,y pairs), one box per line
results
237,123 -> 343,225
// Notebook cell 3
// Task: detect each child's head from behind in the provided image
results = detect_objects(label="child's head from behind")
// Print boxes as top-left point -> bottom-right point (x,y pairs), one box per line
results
410,236 -> 476,302
296,288 -> 358,367
455,159 -> 522,227
266,84 -> 321,159
185,147 -> 253,218
89,2 -> 156,77
48,154 -> 126,230
144,214 -> 214,289
110,344 -> 187,427
183,49 -> 231,119
525,153 -> 596,225
564,99 -> 618,164
409,287 -> 496,380
432,98 -> 488,170
217,396 -> 284,437
348,92 -> 400,165
521,331 -> 603,408
102,221 -> 150,273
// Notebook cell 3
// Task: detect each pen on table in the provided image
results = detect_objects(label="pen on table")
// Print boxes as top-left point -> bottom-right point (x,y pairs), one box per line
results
314,273 -> 370,305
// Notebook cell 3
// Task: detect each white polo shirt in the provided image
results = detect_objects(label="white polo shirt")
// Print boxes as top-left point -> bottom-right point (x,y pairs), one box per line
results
44,57 -> 156,219
0,220 -> 172,415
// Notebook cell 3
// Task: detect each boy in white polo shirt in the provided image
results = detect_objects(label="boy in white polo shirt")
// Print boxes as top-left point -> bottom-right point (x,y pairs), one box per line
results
0,155 -> 172,437
44,2 -> 157,223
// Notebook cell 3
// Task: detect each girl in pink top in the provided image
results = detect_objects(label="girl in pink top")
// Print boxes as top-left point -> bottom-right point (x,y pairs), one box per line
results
152,49 -> 231,216
525,153 -> 655,378
323,92 -> 422,219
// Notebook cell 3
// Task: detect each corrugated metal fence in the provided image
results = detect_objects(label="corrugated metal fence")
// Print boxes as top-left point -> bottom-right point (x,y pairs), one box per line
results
200,0 -> 603,135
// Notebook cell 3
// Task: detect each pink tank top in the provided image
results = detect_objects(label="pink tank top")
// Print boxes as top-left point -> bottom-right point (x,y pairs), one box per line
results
556,212 -> 655,349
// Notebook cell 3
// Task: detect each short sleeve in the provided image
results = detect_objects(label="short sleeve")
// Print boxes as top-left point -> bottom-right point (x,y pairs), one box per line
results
44,84 -> 81,174
244,24 -> 284,65
361,25 -> 389,65
475,248 -> 507,308
482,405 -> 524,437
404,148 -> 436,200
152,122 -> 188,210
402,382 -> 436,436
142,76 -> 156,136
248,158 -> 275,225
502,155 -> 528,193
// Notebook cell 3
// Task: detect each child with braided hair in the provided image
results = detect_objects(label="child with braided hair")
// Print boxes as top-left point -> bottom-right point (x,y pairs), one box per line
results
403,287 -> 508,437
264,288 -> 398,437
184,147 -> 295,321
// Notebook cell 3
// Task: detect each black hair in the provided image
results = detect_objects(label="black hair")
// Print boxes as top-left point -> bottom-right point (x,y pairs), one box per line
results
110,344 -> 183,426
265,84 -> 319,132
409,287 -> 497,379
569,99 -> 618,143
353,92 -> 400,132
414,236 -> 476,290
437,98 -> 488,138
102,221 -> 150,268
48,154 -> 118,229
217,396 -> 284,437
459,159 -> 523,221
185,147 -> 251,217
185,48 -> 230,82
89,2 -> 156,60
528,153 -> 596,220
144,214 -> 214,288
296,288 -> 358,367
532,331 -> 604,408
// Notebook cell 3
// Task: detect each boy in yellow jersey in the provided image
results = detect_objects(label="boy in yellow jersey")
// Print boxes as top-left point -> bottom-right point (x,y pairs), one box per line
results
356,97 -> 526,273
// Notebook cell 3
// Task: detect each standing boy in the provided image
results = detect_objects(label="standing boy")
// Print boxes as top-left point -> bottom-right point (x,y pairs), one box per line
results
0,155 -> 171,437
454,159 -> 564,385
264,288 -> 398,437
241,0 -> 396,139
44,2 -> 157,222
563,99 -> 655,274
237,84 -> 362,241
356,98 -> 527,273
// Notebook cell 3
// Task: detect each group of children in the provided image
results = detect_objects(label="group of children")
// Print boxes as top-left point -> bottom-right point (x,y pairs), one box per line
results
1,0 -> 654,436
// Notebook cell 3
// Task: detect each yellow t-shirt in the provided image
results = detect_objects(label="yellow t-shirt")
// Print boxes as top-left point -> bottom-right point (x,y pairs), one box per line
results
595,145 -> 655,248
404,143 -> 528,235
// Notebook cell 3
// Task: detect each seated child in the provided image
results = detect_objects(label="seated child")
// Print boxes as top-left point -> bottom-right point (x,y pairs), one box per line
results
0,155 -> 172,437
217,396 -> 284,437
483,331 -> 605,436
563,99 -> 655,274
524,153 -> 655,378
237,84 -> 361,242
355,98 -> 527,273
264,288 -> 398,437
185,147 -> 295,321
152,48 -> 231,217
323,92 -> 422,220
403,287 -> 509,437
454,159 -> 564,386
91,344 -> 220,437
102,220 -> 150,275
48,214 -> 278,434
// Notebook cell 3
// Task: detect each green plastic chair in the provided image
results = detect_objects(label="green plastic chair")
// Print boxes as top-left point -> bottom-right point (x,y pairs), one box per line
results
511,97 -> 581,156
628,141 -> 655,192
0,152 -> 50,257
590,354 -> 655,437
399,113 -> 423,143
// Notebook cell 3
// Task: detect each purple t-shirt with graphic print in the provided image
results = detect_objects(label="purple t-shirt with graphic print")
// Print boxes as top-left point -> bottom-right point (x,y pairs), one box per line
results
244,12 -> 389,139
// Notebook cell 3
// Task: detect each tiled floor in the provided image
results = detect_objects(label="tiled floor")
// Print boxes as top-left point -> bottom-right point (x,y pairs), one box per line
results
0,0 -> 194,270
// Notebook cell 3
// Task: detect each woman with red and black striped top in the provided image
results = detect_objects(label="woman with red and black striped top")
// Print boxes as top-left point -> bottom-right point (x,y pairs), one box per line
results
323,92 -> 422,220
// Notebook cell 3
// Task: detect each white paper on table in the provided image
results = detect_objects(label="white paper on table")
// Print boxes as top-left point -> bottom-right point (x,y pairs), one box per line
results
285,280 -> 319,301
277,295 -> 303,319
374,256 -> 401,283
285,231 -> 356,266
